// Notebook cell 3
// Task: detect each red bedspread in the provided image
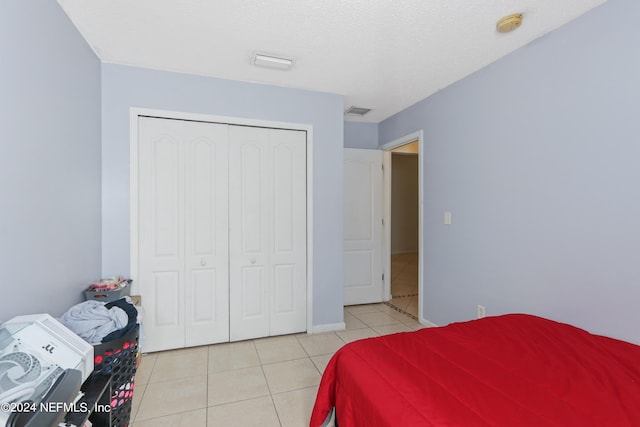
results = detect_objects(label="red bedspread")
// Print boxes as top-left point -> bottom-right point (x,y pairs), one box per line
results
310,314 -> 640,427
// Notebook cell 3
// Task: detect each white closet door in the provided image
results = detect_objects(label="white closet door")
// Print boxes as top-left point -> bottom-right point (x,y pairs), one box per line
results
229,126 -> 271,341
269,129 -> 307,336
138,117 -> 185,352
184,122 -> 229,347
138,117 -> 230,352
229,126 -> 307,341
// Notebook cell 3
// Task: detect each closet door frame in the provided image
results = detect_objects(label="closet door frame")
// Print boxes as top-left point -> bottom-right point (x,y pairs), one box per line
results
129,107 -> 314,338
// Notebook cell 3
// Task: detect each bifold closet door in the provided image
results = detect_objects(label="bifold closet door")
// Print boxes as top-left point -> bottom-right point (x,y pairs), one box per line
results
138,117 -> 230,352
229,126 -> 307,341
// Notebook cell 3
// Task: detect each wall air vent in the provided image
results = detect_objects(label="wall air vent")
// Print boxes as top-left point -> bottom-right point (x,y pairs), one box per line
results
345,106 -> 372,116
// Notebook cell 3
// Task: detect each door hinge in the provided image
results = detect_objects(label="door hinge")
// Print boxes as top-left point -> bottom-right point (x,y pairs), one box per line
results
382,273 -> 385,282
382,218 -> 384,226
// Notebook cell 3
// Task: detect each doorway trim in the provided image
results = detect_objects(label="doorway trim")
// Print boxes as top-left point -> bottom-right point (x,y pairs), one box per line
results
129,107 -> 315,335
380,130 -> 425,324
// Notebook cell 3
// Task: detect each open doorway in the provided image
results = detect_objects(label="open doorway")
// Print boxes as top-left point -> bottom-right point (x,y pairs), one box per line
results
381,131 -> 424,322
388,143 -> 419,317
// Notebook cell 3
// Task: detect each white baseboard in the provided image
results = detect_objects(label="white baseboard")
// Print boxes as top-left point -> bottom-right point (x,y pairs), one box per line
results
309,322 -> 346,334
420,318 -> 438,328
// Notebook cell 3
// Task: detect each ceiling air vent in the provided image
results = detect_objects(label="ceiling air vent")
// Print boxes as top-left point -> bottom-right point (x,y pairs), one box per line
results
345,106 -> 372,116
252,53 -> 293,70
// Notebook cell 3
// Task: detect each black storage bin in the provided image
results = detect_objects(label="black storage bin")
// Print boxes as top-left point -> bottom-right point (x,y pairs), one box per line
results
91,323 -> 139,427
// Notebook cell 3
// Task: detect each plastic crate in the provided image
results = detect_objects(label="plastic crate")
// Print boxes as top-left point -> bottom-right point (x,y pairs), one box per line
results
91,323 -> 139,427
83,280 -> 131,303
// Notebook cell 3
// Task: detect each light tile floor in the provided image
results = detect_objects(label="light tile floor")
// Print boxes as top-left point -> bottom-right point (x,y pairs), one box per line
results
388,252 -> 419,318
130,303 -> 426,427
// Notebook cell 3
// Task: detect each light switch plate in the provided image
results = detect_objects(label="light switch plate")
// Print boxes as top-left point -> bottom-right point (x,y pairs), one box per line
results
444,211 -> 452,225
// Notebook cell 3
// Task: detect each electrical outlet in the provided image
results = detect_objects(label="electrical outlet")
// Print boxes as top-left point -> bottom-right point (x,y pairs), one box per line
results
477,305 -> 486,319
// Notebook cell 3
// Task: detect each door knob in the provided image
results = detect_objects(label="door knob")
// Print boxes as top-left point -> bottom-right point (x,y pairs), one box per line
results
250,257 -> 256,265
200,258 -> 206,266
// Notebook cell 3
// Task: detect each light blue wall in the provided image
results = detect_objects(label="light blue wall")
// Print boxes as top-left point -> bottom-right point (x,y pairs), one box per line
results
344,121 -> 379,149
0,1 -> 102,320
380,0 -> 640,343
101,64 -> 345,327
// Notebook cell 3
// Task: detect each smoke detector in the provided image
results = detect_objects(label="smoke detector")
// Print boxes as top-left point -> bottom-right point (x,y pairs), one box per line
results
496,14 -> 523,33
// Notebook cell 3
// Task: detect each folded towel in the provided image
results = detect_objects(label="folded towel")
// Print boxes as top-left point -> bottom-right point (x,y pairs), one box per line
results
60,300 -> 129,345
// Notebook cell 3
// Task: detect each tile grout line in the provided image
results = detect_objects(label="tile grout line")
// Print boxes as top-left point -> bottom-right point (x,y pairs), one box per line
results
205,344 -> 210,426
388,252 -> 419,320
133,408 -> 208,425
254,339 -> 284,427
383,300 -> 419,321
131,355 -> 157,424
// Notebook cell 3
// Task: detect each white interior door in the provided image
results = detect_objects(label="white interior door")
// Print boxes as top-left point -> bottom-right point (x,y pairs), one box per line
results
138,117 -> 229,352
229,126 -> 307,341
343,148 -> 384,305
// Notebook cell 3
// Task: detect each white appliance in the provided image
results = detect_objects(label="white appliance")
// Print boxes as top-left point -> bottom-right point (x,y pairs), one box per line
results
0,314 -> 93,426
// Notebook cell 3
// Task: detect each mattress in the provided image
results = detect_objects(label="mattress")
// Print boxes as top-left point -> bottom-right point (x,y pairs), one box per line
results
310,314 -> 640,427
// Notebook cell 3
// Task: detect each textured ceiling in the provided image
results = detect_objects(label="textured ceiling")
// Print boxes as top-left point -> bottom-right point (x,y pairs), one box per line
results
57,0 -> 607,123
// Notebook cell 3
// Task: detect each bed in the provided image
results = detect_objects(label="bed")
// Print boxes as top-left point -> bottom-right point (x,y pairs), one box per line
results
310,314 -> 640,427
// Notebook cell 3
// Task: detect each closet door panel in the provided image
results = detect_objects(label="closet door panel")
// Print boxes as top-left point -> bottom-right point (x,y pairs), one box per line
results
191,270 -> 215,320
269,129 -> 307,335
274,265 -> 295,312
242,266 -> 266,316
152,271 -> 181,326
138,117 -> 186,352
240,143 -> 264,253
184,122 -> 229,346
229,126 -> 271,341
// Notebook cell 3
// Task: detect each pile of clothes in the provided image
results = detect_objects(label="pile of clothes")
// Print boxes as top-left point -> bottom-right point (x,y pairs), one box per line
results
60,297 -> 139,345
